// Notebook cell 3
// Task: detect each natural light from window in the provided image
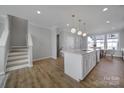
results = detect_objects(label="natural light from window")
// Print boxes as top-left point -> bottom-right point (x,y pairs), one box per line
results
87,33 -> 119,50
107,33 -> 119,50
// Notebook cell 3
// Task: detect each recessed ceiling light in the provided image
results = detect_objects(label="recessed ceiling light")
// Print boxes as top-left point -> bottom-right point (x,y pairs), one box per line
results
103,8 -> 108,12
37,10 -> 41,14
106,21 -> 110,24
67,24 -> 69,26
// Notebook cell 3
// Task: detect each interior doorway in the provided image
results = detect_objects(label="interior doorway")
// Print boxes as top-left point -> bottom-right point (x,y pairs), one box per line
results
56,34 -> 64,69
57,34 -> 60,57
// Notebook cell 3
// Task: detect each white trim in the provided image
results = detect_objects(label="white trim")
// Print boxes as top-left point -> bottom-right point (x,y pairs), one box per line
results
6,64 -> 29,72
7,59 -> 28,66
11,46 -> 27,48
0,72 -> 5,76
2,74 -> 9,88
33,56 -> 52,62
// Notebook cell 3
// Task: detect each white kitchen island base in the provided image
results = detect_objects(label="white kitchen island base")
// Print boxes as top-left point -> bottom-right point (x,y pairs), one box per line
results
63,49 -> 96,82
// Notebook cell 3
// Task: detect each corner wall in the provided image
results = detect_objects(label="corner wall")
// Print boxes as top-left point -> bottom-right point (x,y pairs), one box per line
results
28,24 -> 52,61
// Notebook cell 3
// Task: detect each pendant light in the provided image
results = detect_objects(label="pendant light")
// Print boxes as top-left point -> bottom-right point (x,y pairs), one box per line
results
77,19 -> 82,35
71,14 -> 76,34
82,23 -> 87,37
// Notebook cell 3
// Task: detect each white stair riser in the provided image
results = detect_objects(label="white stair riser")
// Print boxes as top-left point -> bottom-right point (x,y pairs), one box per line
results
8,56 -> 28,61
7,60 -> 28,66
7,64 -> 29,72
10,49 -> 28,52
7,47 -> 30,72
11,46 -> 27,48
9,52 -> 27,57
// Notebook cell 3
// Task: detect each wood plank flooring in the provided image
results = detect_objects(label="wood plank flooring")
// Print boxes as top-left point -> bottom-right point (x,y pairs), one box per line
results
5,57 -> 124,88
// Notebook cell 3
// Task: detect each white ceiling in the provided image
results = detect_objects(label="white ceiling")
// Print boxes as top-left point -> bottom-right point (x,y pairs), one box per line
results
0,5 -> 124,34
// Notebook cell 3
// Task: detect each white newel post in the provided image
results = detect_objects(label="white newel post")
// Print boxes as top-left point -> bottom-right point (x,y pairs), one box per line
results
28,33 -> 33,67
28,46 -> 33,67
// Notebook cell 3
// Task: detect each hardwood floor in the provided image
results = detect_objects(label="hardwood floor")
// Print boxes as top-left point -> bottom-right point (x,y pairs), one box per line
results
5,57 -> 124,88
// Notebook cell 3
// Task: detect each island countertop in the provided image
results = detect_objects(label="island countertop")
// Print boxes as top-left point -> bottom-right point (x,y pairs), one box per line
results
61,49 -> 95,55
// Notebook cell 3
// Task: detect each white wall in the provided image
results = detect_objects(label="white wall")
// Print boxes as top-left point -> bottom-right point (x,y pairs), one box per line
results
119,30 -> 124,48
51,27 -> 57,59
0,15 -> 10,75
0,15 -> 5,38
9,15 -> 28,46
114,30 -> 124,57
28,24 -> 51,60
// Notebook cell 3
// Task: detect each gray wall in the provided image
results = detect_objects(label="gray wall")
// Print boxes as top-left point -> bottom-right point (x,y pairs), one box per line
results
0,23 -> 4,38
9,15 -> 28,46
29,24 -> 51,60
58,28 -> 87,50
51,27 -> 57,59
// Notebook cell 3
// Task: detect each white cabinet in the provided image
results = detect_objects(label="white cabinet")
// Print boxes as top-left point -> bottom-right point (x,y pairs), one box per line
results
81,51 -> 96,79
63,50 -> 97,81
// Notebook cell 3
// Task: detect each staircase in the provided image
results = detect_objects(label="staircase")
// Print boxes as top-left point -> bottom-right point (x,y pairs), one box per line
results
7,46 -> 29,72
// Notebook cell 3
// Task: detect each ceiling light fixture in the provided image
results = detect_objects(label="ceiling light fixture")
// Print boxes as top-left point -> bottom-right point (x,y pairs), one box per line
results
77,19 -> 82,36
82,23 -> 87,37
71,14 -> 76,34
103,8 -> 108,12
77,31 -> 82,35
69,14 -> 87,36
71,28 -> 77,33
37,10 -> 41,14
83,33 -> 87,37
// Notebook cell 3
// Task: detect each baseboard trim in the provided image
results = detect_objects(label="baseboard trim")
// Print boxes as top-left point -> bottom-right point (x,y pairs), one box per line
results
28,64 -> 33,67
33,56 -> 52,62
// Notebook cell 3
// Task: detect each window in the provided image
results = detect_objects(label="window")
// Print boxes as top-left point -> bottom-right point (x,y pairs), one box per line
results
96,35 -> 105,49
107,33 -> 119,50
87,36 -> 95,50
87,33 -> 119,50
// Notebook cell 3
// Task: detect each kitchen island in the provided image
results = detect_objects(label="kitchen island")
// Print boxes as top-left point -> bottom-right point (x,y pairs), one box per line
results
62,49 -> 97,82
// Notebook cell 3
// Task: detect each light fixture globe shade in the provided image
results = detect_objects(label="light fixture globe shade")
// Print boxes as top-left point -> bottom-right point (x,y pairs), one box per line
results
82,33 -> 87,37
77,31 -> 82,35
71,28 -> 76,33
